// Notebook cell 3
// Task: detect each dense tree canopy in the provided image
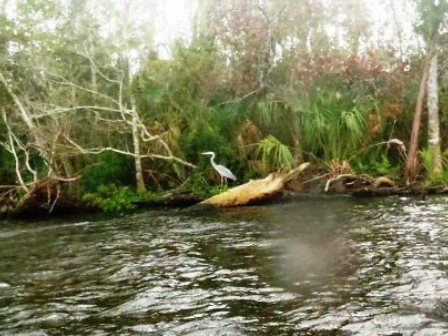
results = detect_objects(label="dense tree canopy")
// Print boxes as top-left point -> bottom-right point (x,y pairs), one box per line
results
1,0 -> 448,210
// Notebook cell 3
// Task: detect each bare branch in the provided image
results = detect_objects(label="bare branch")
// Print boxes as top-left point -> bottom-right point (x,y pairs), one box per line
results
11,132 -> 38,182
64,136 -> 197,169
34,68 -> 120,105
79,46 -> 122,84
1,110 -> 29,192
49,184 -> 60,213
32,105 -> 123,119
218,88 -> 263,106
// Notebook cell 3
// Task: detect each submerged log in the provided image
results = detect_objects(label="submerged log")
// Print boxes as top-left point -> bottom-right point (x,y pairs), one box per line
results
190,163 -> 310,210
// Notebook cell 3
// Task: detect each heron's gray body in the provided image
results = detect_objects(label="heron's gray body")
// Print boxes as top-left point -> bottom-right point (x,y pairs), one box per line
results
201,151 -> 237,182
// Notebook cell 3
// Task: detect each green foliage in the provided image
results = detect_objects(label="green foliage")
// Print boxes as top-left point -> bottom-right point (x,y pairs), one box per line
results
182,171 -> 226,198
0,149 -> 15,184
182,121 -> 224,157
79,153 -> 135,193
414,0 -> 448,42
184,172 -> 210,197
421,148 -> 447,184
256,135 -> 294,173
4,0 -> 448,212
83,184 -> 138,213
421,148 -> 435,180
353,154 -> 399,178
296,80 -> 370,161
256,98 -> 283,126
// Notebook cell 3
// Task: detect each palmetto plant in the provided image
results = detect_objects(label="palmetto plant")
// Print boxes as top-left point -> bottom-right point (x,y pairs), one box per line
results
256,135 -> 294,173
295,79 -> 370,162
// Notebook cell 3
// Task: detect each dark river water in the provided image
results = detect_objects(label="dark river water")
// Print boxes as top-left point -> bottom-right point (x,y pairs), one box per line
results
0,196 -> 447,335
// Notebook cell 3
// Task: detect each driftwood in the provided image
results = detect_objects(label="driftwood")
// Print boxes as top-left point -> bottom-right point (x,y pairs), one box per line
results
324,174 -> 371,193
325,175 -> 396,194
372,176 -> 396,189
324,173 -> 448,197
190,163 -> 310,210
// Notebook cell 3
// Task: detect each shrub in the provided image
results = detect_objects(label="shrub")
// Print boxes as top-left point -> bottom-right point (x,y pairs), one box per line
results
79,153 -> 135,193
83,184 -> 138,213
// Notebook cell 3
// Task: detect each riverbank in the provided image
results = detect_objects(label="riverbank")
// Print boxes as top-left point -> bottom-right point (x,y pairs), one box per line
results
2,171 -> 448,220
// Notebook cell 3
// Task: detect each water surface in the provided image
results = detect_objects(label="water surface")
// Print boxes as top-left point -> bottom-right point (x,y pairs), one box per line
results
1,196 -> 447,335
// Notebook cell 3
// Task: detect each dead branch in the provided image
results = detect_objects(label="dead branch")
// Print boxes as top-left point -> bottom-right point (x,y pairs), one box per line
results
32,105 -> 123,119
64,136 -> 197,169
38,68 -> 120,105
1,110 -> 29,192
325,174 -> 360,192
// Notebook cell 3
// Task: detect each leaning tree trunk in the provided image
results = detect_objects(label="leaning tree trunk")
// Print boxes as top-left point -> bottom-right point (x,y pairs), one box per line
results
0,71 -> 53,176
405,54 -> 432,183
427,54 -> 442,177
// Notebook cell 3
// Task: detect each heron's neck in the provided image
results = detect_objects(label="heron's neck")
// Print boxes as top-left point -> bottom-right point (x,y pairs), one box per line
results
209,153 -> 216,165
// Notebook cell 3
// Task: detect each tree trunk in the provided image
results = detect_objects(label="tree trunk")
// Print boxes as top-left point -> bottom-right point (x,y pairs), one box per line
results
291,111 -> 303,164
0,71 -> 53,176
405,55 -> 432,183
124,52 -> 145,193
427,54 -> 442,176
131,108 -> 146,192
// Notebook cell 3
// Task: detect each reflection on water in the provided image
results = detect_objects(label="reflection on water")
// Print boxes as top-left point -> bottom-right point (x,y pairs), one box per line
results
0,196 -> 447,335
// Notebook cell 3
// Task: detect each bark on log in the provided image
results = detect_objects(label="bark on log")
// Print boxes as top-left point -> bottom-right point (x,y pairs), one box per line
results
190,163 -> 310,210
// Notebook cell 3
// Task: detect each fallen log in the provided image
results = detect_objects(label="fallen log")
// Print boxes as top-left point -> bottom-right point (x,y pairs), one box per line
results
351,184 -> 448,197
190,163 -> 310,210
134,192 -> 203,208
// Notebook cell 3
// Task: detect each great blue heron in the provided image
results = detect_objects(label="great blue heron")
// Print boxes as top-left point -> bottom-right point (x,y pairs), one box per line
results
201,151 -> 237,184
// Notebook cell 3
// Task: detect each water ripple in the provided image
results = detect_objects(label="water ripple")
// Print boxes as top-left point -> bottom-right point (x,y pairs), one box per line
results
0,196 -> 447,334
